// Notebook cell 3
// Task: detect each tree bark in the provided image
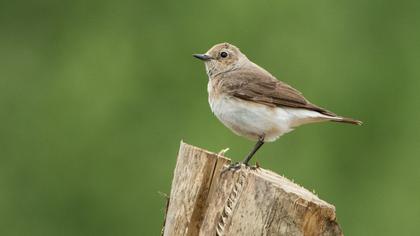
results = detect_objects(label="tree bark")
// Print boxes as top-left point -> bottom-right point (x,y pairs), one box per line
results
163,141 -> 343,236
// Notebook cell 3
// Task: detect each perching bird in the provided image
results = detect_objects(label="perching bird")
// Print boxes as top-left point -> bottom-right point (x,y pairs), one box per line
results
193,43 -> 361,169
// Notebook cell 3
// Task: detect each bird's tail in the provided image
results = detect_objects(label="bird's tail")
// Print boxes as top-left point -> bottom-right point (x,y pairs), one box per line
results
331,116 -> 363,125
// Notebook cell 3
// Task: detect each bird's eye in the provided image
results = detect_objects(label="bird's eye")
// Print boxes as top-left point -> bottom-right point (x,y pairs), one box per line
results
220,51 -> 228,58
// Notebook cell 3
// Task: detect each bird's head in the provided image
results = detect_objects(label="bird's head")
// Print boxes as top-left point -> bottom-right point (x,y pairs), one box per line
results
193,42 -> 248,77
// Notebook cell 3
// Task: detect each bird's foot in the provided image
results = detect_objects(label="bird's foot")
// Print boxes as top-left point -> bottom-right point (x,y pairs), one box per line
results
221,162 -> 244,174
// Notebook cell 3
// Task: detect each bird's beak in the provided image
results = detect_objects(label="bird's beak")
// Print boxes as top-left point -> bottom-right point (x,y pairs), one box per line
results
193,54 -> 213,61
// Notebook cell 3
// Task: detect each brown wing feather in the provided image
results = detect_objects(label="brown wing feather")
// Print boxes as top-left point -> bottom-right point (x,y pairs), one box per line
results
218,67 -> 337,117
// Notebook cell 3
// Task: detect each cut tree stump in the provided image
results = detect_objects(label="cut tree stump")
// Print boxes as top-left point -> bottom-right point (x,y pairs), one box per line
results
162,141 -> 343,236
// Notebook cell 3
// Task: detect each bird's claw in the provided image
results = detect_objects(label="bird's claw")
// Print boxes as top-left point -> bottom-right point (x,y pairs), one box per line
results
221,162 -> 243,174
229,162 -> 243,170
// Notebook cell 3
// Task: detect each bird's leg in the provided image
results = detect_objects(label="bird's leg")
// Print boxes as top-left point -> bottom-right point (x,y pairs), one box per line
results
242,137 -> 265,166
222,136 -> 265,173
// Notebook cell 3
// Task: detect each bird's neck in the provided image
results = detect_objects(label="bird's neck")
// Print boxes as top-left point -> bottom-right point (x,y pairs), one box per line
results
206,58 -> 250,79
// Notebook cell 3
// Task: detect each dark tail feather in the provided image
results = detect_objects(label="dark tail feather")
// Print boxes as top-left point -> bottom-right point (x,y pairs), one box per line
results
309,104 -> 362,125
332,116 -> 363,125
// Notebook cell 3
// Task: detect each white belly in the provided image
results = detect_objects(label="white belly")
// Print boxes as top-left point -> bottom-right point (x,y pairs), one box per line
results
208,95 -> 330,142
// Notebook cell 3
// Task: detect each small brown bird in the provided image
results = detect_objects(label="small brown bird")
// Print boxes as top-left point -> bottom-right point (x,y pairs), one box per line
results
193,43 -> 361,169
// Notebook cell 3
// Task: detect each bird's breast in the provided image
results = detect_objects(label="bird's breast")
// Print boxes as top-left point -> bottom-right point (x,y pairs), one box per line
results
207,80 -> 294,142
207,78 -> 223,110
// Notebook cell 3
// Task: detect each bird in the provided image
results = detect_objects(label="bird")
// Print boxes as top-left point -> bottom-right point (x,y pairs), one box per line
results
193,42 -> 361,169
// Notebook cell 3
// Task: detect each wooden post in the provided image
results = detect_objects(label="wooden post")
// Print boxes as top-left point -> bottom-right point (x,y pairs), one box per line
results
162,141 -> 343,236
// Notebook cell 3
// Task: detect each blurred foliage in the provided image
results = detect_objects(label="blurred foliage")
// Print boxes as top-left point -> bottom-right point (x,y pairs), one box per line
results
1,0 -> 420,235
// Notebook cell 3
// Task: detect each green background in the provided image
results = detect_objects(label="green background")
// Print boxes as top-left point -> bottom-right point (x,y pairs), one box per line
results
1,0 -> 419,235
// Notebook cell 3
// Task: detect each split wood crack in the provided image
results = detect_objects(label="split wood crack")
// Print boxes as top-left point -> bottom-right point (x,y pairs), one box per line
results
216,170 -> 247,236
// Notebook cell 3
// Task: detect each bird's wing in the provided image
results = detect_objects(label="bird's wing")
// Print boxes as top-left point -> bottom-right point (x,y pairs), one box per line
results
219,68 -> 337,117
